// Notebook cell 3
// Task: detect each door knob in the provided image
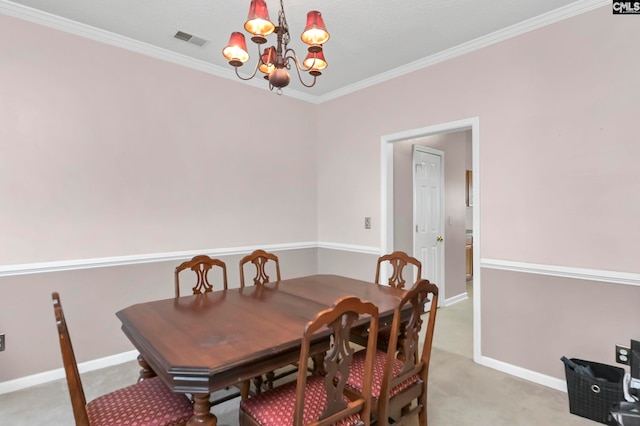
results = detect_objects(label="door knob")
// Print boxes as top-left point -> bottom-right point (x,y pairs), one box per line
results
437,236 -> 444,242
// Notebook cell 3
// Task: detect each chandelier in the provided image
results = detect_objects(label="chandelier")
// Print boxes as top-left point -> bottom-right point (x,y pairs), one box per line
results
222,0 -> 329,94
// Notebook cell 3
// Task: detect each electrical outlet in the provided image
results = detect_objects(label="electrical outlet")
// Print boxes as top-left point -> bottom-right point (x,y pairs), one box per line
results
364,217 -> 371,229
616,344 -> 630,365
0,333 -> 5,352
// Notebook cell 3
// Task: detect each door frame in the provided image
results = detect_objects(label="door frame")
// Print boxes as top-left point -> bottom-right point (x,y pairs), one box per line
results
380,116 -> 481,362
412,145 -> 446,306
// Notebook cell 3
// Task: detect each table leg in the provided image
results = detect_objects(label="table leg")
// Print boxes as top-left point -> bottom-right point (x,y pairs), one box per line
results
252,375 -> 263,394
136,354 -> 157,382
187,393 -> 217,426
237,380 -> 250,400
265,371 -> 275,390
313,352 -> 326,375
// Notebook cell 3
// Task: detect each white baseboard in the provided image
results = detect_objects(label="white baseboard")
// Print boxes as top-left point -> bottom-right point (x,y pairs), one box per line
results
442,292 -> 468,307
0,350 -> 139,395
477,355 -> 567,393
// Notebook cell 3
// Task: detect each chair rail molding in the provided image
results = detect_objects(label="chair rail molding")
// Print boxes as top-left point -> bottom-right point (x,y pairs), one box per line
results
481,258 -> 640,287
316,241 -> 380,255
0,242 -> 380,277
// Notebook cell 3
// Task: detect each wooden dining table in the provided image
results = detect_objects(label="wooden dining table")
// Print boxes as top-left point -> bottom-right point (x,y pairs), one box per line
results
116,274 -> 406,426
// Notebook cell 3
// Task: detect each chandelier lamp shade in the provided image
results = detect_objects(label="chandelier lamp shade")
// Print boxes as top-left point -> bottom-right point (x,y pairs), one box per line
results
222,0 -> 329,93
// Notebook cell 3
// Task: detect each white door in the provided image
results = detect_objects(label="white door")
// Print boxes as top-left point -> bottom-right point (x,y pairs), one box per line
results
413,145 -> 445,305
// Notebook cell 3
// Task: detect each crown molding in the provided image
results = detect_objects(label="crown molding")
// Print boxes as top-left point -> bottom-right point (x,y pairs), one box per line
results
0,0 -> 317,103
315,0 -> 610,102
1,0 -> 609,104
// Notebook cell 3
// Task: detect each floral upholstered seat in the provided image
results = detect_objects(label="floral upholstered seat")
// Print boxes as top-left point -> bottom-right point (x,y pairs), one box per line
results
346,349 -> 419,400
240,375 -> 361,426
86,376 -> 193,426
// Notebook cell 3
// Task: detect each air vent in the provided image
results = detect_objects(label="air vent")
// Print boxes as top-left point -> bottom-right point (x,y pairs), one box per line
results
174,31 -> 209,47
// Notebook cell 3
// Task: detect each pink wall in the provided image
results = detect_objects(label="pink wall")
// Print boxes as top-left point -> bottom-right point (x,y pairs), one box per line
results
317,5 -> 640,376
0,13 -> 319,382
0,13 -> 317,265
482,268 -> 640,380
318,7 -> 639,272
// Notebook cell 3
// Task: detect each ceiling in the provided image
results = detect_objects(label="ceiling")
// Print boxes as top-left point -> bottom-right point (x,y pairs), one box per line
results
1,0 -> 605,101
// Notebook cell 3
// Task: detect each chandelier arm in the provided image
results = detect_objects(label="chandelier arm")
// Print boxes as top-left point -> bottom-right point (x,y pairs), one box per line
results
284,49 -> 317,88
233,44 -> 265,81
234,66 -> 260,81
285,48 -> 314,72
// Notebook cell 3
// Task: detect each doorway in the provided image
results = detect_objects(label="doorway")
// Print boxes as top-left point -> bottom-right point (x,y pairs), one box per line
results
380,117 -> 480,362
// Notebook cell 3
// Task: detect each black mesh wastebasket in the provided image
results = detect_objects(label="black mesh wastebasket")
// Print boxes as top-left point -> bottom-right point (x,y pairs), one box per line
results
562,357 -> 625,424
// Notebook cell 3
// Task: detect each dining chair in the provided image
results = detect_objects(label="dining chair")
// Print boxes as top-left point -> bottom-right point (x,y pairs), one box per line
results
239,295 -> 379,426
351,251 -> 423,351
174,254 -> 228,297
51,292 -> 193,426
375,251 -> 422,290
239,249 -> 281,287
239,249 -> 294,392
345,279 -> 439,426
174,255 -> 254,402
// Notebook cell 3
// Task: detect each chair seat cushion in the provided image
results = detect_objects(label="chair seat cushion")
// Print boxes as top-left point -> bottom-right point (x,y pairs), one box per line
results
346,350 -> 419,400
86,376 -> 193,426
240,374 -> 361,426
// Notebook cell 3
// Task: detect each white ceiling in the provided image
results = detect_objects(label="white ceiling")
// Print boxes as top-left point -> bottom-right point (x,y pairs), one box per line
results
1,0 -> 606,101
